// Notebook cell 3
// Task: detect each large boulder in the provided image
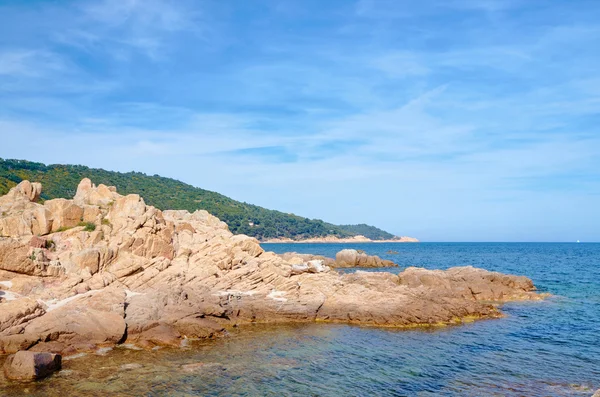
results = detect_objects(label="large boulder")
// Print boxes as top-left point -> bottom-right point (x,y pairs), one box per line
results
2,351 -> 61,381
0,180 -> 42,205
73,178 -> 118,207
0,239 -> 34,275
334,249 -> 397,268
44,199 -> 84,232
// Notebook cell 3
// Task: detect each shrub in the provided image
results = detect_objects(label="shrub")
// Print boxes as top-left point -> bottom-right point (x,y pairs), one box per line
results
78,221 -> 96,232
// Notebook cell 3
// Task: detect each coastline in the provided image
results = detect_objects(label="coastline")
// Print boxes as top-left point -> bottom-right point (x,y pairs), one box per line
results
261,235 -> 419,243
1,180 -> 543,388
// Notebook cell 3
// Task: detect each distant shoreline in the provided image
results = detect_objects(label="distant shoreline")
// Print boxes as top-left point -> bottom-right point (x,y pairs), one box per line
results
261,235 -> 419,244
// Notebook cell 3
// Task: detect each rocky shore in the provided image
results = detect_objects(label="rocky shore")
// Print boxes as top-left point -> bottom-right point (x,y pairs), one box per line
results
278,249 -> 398,268
262,235 -> 419,243
0,179 -> 543,378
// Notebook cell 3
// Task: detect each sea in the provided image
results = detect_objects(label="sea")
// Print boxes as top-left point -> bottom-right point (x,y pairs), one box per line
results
1,242 -> 598,396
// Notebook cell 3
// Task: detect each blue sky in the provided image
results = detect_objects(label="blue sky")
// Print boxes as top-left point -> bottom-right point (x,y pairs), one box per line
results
0,0 -> 599,242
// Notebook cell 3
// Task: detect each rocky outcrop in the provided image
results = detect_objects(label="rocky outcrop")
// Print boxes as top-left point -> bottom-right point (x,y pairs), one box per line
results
3,351 -> 61,381
279,249 -> 396,268
0,179 -> 543,357
335,249 -> 397,268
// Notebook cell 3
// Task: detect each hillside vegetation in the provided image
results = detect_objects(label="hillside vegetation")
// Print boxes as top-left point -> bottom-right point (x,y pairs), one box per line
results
0,158 -> 396,241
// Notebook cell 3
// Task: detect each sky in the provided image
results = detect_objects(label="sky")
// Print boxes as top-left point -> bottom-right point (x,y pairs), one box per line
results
0,0 -> 599,242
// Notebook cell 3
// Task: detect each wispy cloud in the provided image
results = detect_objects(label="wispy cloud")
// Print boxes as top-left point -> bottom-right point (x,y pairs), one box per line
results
0,50 -> 65,77
0,0 -> 599,241
53,0 -> 205,60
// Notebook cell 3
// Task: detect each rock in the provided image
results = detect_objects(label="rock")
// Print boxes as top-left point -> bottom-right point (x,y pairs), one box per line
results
290,263 -> 309,275
44,199 -> 84,232
3,351 -> 61,381
1,180 -> 43,203
0,297 -> 45,333
278,252 -> 336,267
71,248 -> 101,274
0,334 -> 40,355
334,249 -> 397,268
22,288 -> 127,346
288,260 -> 329,275
0,179 -> 543,356
592,389 -> 600,397
307,260 -> 330,273
0,239 -> 37,275
174,317 -> 225,339
74,178 -> 117,207
397,266 -> 541,301
135,324 -> 182,347
29,236 -> 47,249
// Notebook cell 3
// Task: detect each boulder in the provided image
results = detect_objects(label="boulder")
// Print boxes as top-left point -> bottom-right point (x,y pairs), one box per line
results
307,260 -> 330,273
334,249 -> 397,268
137,324 -> 182,347
0,239 -> 35,275
174,317 -> 225,339
1,180 -> 42,203
44,199 -> 84,232
71,248 -> 101,274
3,351 -> 61,381
74,178 -> 117,207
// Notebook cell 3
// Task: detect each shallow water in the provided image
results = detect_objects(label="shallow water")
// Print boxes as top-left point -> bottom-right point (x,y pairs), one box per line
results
1,243 -> 599,396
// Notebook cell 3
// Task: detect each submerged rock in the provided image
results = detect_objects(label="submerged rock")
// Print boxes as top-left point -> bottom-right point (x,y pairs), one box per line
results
2,351 -> 61,381
0,179 -> 543,356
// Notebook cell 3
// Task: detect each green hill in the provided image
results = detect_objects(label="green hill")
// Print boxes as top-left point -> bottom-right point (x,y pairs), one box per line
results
0,158 -> 396,241
336,224 -> 395,240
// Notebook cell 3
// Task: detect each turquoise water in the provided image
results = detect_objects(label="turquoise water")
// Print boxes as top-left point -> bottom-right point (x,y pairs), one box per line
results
1,243 -> 598,396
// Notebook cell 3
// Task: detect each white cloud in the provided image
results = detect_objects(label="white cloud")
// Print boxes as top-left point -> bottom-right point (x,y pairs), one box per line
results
0,0 -> 599,241
0,50 -> 65,77
75,0 -> 203,59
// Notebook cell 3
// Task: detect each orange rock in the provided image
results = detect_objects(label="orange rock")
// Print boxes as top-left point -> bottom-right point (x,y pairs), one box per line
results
3,351 -> 61,381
